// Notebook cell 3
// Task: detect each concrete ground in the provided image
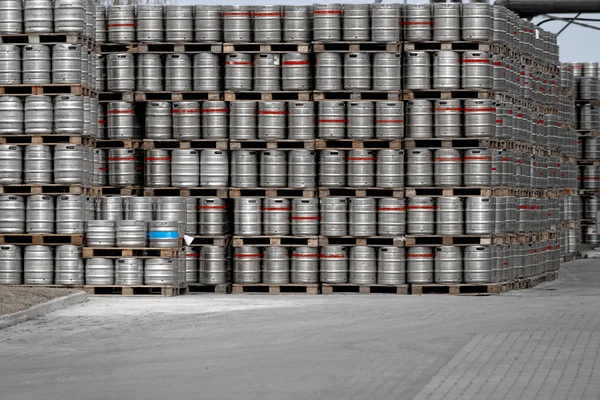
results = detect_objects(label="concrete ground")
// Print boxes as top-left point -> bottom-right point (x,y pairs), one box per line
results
0,259 -> 599,400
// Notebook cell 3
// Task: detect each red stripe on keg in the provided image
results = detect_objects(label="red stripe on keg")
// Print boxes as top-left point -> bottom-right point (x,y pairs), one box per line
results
464,108 -> 496,112
291,253 -> 318,257
516,114 -> 524,118
320,254 -> 345,258
464,156 -> 492,161
584,177 -> 600,180
347,157 -> 376,161
98,167 -> 107,171
108,157 -> 136,161
491,168 -> 497,171
282,61 -> 310,65
462,59 -> 490,63
144,157 -> 171,161
519,206 -> 528,209
258,110 -> 286,115
434,157 -> 462,162
516,160 -> 522,164
222,12 -> 251,16
435,107 -> 462,111
198,205 -> 226,209
225,61 -> 252,65
172,109 -> 200,113
291,216 -> 318,220
404,21 -> 432,25
262,207 -> 290,211
376,119 -> 404,123
407,254 -> 433,258
313,10 -> 341,15
493,62 -> 503,66
496,120 -> 503,123
202,108 -> 228,113
378,207 -> 406,211
537,120 -> 544,124
186,254 -> 198,257
407,206 -> 435,210
98,119 -> 105,124
108,23 -> 135,27
319,119 -> 346,123
234,253 -> 261,257
107,110 -> 134,114
254,12 -> 281,17
502,158 -> 510,161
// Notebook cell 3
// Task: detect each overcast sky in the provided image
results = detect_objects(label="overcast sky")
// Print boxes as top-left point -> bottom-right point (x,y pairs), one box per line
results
178,0 -> 600,62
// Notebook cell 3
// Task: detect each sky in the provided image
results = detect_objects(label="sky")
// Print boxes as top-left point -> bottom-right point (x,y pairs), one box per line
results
177,0 -> 600,62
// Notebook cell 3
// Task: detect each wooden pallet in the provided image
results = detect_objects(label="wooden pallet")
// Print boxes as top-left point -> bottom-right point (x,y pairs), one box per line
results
187,235 -> 230,247
224,91 -> 312,101
186,283 -> 231,294
577,159 -> 600,166
85,186 -> 142,197
315,139 -> 402,150
97,91 -> 135,103
232,283 -> 319,295
223,42 -> 310,53
322,283 -> 408,295
0,84 -> 86,96
0,33 -> 82,45
403,137 -> 497,149
403,90 -> 495,100
0,184 -> 83,195
313,41 -> 400,53
404,41 -> 492,52
404,235 -> 501,246
232,236 -> 319,247
313,90 -> 400,101
319,236 -> 404,247
85,139 -> 142,149
229,188 -> 316,198
82,247 -> 180,259
230,140 -> 315,150
0,234 -> 83,245
410,282 -> 508,295
318,187 -> 404,198
141,139 -> 228,150
134,91 -> 223,102
143,187 -> 228,198
84,284 -> 185,296
404,187 -> 502,198
96,42 -> 138,54
137,42 -> 222,54
0,135 -> 82,145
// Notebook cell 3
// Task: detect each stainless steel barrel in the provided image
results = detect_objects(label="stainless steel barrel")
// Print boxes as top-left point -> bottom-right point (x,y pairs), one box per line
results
223,5 -> 252,43
56,195 -> 84,234
407,197 -> 435,235
349,198 -> 376,238
283,5 -> 311,42
464,245 -> 492,283
320,198 -> 347,237
202,101 -> 228,139
115,258 -> 143,285
377,149 -> 404,188
407,247 -> 434,284
263,198 -> 290,236
436,197 -> 464,235
313,3 -> 342,42
165,5 -> 193,42
23,44 -> 51,84
24,245 -> 53,284
433,51 -> 461,89
407,100 -> 433,138
225,53 -> 253,91
25,0 -> 53,33
200,246 -> 228,284
165,54 -> 192,92
349,246 -> 376,284
0,195 -> 25,234
233,246 -> 261,284
347,149 -> 375,187
260,150 -> 287,188
145,102 -> 171,139
291,198 -> 319,236
193,53 -> 221,91
171,149 -> 199,188
465,197 -> 496,235
377,247 -> 405,284
116,220 -> 146,247
377,197 -> 406,236
194,5 -> 222,42
25,95 -> 53,134
347,102 -> 374,139
136,5 -> 164,42
320,245 -> 347,283
282,53 -> 312,91
85,258 -> 114,285
229,102 -> 257,140
406,149 -> 433,187
291,247 -> 319,284
254,5 -> 282,42
434,149 -> 462,187
375,101 -> 404,139
319,150 -> 345,187
106,53 -> 135,92
200,151 -> 228,187
0,45 -> 21,84
55,245 -> 83,285
288,102 -> 315,139
108,148 -> 141,187
318,101 -> 345,139
0,145 -> 22,184
137,53 -> 163,92
145,259 -> 177,285
258,102 -> 286,140
26,195 -> 54,234
435,246 -> 462,284
86,220 -> 115,247
198,198 -> 228,236
172,102 -> 201,140
263,247 -> 290,284
148,221 -> 179,248
231,150 -> 258,188
107,5 -> 135,43
404,4 -> 432,42
234,198 -> 261,236
288,149 -> 316,188
370,3 -> 400,42
405,51 -> 431,90
464,149 -> 492,186
343,4 -> 369,41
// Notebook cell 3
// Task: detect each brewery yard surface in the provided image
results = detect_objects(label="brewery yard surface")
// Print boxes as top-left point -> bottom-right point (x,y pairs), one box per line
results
0,286 -> 75,315
0,259 -> 599,400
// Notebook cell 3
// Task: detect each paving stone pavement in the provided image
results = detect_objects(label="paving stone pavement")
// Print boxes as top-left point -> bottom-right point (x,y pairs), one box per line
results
0,258 -> 598,400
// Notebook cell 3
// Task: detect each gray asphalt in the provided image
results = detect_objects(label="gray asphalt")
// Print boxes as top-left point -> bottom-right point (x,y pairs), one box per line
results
1,259 -> 599,400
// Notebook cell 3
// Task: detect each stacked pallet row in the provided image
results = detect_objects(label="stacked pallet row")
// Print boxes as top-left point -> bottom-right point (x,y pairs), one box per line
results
571,62 -> 600,252
0,0 -> 97,288
90,2 -> 568,295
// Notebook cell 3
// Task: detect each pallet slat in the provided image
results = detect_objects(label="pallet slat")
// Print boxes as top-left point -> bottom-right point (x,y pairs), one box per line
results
232,283 -> 319,295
